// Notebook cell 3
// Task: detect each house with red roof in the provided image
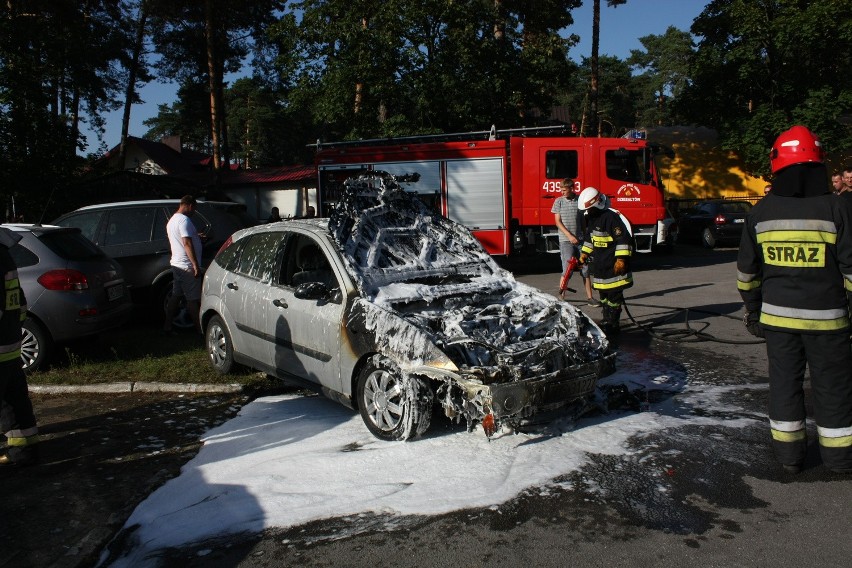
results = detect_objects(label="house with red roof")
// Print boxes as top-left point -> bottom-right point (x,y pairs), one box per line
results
90,136 -> 317,220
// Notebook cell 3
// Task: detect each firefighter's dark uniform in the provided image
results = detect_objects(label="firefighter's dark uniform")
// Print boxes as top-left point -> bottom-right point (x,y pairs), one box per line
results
580,208 -> 633,332
737,163 -> 852,472
0,229 -> 38,465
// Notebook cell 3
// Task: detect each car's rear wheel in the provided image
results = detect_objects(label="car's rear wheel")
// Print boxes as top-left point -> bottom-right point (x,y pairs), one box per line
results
356,356 -> 433,441
206,315 -> 236,374
21,319 -> 51,373
701,227 -> 716,249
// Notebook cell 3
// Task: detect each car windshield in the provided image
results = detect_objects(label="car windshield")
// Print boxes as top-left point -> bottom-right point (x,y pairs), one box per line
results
329,171 -> 501,301
38,229 -> 105,260
719,202 -> 751,214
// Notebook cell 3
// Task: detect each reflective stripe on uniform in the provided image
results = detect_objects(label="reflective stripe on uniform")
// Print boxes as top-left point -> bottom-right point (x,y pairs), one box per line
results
760,302 -> 849,331
593,274 -> 633,290
6,426 -> 38,441
614,244 -> 631,257
754,219 -> 838,239
737,269 -> 762,291
754,220 -> 836,269
5,274 -> 22,311
770,419 -> 806,442
737,279 -> 761,291
0,342 -> 21,363
845,274 -> 852,292
817,425 -> 852,448
591,234 -> 613,247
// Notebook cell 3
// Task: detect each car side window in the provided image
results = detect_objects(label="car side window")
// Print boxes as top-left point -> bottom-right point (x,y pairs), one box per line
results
235,232 -> 284,282
9,243 -> 39,268
153,207 -> 169,241
56,211 -> 104,243
189,211 -> 212,237
280,234 -> 338,291
214,237 -> 245,272
103,207 -> 156,246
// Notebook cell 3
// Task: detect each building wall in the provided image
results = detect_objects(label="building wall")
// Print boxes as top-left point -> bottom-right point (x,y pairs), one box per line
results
647,126 -> 765,199
223,185 -> 318,221
648,126 -> 848,199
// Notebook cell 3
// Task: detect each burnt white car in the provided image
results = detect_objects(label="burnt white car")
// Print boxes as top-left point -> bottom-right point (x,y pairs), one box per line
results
200,172 -> 615,440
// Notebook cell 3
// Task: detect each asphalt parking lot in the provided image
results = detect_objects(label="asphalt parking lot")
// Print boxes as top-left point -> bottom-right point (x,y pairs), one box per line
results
5,244 -> 851,568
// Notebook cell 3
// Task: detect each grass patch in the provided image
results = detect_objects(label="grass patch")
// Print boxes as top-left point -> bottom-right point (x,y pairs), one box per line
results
26,325 -> 265,387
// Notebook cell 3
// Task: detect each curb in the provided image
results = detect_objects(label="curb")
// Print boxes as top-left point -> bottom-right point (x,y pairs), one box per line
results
29,382 -> 245,394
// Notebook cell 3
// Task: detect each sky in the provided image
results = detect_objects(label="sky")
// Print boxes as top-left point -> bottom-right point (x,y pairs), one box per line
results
103,346 -> 758,565
86,0 -> 709,152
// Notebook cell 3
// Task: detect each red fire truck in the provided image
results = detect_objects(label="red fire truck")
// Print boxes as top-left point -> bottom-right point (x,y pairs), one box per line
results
312,125 -> 675,256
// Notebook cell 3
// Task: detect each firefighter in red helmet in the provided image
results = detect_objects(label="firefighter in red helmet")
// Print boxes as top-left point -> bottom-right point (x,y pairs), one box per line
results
737,125 -> 852,474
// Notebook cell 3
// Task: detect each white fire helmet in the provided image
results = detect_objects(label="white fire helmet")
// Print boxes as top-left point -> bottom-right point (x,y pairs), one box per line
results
578,187 -> 605,211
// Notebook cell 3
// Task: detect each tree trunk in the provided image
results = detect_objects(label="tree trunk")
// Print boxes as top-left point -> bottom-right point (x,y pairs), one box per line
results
120,3 -> 148,165
354,16 -> 367,115
591,0 -> 600,137
204,0 -> 222,170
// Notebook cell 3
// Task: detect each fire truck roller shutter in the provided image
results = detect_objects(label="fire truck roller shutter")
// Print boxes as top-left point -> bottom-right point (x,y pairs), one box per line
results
445,158 -> 505,230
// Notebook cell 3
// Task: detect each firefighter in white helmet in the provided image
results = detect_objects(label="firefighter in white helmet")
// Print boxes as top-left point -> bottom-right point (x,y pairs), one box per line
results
737,125 -> 852,474
577,186 -> 633,334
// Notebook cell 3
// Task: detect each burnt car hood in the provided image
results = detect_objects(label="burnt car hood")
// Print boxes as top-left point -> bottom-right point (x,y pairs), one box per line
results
328,171 -> 501,302
329,172 -> 609,372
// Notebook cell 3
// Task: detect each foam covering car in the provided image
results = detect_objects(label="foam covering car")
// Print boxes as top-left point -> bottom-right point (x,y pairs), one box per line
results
201,171 -> 616,440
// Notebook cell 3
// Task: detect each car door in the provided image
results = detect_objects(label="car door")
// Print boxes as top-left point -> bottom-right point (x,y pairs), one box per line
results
98,205 -> 163,290
265,233 -> 346,392
218,231 -> 285,367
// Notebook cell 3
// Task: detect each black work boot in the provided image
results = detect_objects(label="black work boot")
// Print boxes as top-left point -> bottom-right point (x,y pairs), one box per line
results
0,445 -> 39,467
608,307 -> 622,334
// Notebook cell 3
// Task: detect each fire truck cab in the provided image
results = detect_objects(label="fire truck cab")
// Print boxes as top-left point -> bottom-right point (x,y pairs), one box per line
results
313,126 -> 674,256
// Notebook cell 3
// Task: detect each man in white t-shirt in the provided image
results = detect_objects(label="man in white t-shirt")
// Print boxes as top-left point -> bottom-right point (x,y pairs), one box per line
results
163,195 -> 203,334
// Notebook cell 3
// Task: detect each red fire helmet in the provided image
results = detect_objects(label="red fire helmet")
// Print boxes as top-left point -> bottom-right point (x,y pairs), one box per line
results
770,125 -> 825,173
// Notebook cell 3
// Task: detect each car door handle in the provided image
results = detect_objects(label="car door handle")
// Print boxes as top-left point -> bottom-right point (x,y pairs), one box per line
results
227,282 -> 238,290
273,298 -> 288,309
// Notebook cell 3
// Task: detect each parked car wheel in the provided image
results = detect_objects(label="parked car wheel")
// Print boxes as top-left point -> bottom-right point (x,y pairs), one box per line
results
21,319 -> 51,373
356,356 -> 433,441
206,315 -> 236,374
701,227 -> 716,249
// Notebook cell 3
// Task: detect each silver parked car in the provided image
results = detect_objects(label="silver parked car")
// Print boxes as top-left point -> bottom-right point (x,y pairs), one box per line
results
200,172 -> 615,440
2,224 -> 134,372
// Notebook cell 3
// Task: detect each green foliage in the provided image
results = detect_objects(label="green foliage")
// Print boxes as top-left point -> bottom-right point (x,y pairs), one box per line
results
284,0 -> 580,141
679,0 -> 852,177
0,1 -> 135,219
559,55 -> 638,136
628,26 -> 695,126
2,0 -> 849,195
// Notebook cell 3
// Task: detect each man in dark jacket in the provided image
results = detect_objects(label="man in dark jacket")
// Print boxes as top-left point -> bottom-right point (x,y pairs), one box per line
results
0,227 -> 39,466
737,125 -> 852,474
577,186 -> 633,334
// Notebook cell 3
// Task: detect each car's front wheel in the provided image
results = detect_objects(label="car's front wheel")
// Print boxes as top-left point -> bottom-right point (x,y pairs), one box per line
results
356,356 -> 433,441
21,319 -> 51,373
701,227 -> 717,249
206,315 -> 236,374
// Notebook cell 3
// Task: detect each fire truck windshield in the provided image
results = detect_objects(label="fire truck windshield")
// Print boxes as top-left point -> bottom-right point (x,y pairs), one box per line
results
605,149 -> 650,185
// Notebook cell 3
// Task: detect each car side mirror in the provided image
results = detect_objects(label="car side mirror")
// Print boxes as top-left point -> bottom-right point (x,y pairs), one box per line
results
294,281 -> 330,300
